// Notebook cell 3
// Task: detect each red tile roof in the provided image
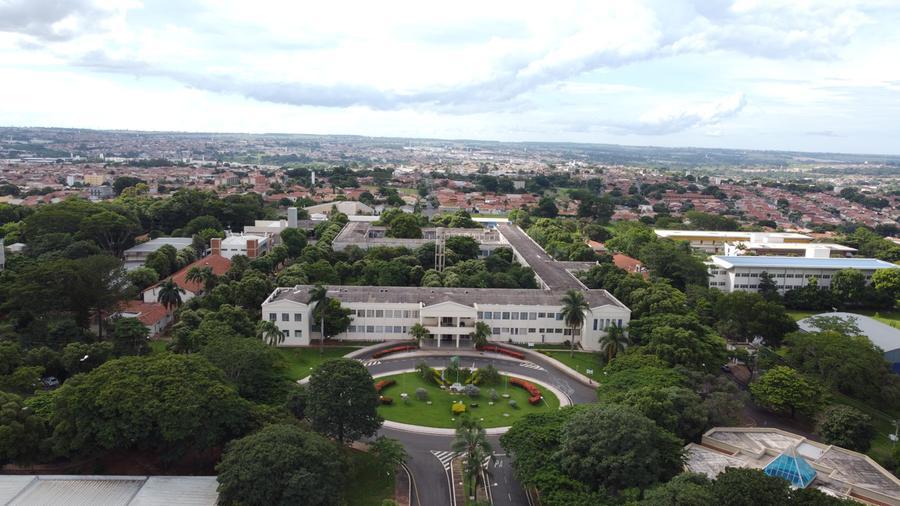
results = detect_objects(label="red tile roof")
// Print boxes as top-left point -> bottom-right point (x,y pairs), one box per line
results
613,253 -> 649,279
119,300 -> 170,326
172,253 -> 232,293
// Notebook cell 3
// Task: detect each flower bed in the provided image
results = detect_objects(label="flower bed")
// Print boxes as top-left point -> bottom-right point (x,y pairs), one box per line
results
372,345 -> 418,359
508,377 -> 542,405
477,344 -> 526,360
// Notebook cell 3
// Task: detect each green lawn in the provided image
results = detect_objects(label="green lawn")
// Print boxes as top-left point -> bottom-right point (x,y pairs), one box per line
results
345,449 -> 395,506
274,346 -> 361,381
540,350 -> 603,378
148,340 -> 169,354
376,372 -> 560,428
787,309 -> 900,329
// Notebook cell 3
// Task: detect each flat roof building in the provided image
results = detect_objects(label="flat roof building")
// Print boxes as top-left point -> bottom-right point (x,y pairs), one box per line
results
798,312 -> 900,372
656,230 -> 813,254
708,256 -> 897,293
0,475 -> 218,506
685,427 -> 900,505
122,237 -> 194,271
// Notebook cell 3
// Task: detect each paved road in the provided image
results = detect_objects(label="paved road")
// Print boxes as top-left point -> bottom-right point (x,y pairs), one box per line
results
363,352 -> 597,506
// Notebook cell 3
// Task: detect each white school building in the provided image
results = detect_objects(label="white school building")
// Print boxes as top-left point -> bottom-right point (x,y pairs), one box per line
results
707,256 -> 898,293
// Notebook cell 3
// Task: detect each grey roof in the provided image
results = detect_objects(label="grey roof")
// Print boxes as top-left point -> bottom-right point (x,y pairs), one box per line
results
712,255 -> 897,270
496,224 -> 585,290
124,237 -> 194,253
0,476 -> 218,506
798,312 -> 900,354
268,284 -> 627,310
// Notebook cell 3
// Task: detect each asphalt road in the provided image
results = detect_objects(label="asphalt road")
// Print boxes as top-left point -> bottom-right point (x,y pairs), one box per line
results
362,351 -> 597,506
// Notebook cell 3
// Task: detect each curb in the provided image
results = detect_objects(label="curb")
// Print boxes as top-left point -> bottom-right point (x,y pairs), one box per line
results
371,368 -> 570,436
518,347 -> 599,389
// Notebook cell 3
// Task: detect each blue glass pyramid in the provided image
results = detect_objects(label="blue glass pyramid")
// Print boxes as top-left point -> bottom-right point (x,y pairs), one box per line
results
764,446 -> 816,488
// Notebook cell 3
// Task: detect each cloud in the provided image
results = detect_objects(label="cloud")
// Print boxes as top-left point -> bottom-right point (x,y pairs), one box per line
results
0,0 -> 134,41
628,93 -> 747,135
805,130 -> 843,137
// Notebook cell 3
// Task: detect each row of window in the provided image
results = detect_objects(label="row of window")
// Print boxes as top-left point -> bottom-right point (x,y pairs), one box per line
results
491,327 -> 575,336
269,312 -> 303,322
737,272 -> 833,279
350,309 -> 421,319
347,325 -> 409,334
278,329 -> 303,338
478,311 -> 563,321
592,318 -> 624,331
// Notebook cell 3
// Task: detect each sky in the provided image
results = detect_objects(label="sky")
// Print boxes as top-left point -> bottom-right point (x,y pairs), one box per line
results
1,0 -> 900,154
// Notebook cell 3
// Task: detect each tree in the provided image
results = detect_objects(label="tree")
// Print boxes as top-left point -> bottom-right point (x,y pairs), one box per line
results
309,285 -> 329,354
61,341 -> 114,375
620,386 -> 709,442
816,405 -> 875,452
127,266 -> 159,290
109,317 -> 149,355
216,424 -> 346,506
750,366 -> 825,418
470,321 -> 491,348
113,176 -> 145,195
872,268 -> 900,303
386,213 -> 423,239
279,227 -> 308,258
831,268 -> 866,305
534,196 -> 558,218
370,436 -> 408,478
714,291 -> 797,346
0,391 -> 47,466
641,473 -> 715,506
560,289 -> 590,357
452,417 -> 493,497
257,319 -> 285,346
200,335 -> 286,402
757,271 -> 779,301
51,354 -> 253,459
156,278 -> 185,311
80,210 -> 139,256
598,324 -> 629,362
409,322 -> 429,344
646,324 -> 728,373
306,359 -> 382,444
185,265 -> 217,293
556,405 -> 683,494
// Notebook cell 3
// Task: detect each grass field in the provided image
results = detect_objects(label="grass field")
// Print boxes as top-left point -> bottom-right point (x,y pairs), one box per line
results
787,309 -> 900,329
345,449 -> 395,506
275,346 -> 361,381
148,340 -> 169,354
540,350 -> 603,378
376,372 -> 560,428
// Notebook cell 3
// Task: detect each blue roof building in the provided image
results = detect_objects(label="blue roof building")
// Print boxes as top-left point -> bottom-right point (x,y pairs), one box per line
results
764,447 -> 817,488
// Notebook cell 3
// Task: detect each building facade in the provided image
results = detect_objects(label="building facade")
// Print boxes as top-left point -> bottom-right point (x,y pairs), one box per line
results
707,256 -> 898,293
655,230 -> 813,254
262,285 -> 630,350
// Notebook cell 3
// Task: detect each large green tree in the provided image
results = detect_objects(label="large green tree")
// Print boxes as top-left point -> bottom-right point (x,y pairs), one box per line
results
750,366 -> 825,418
560,289 -> 590,357
816,405 -> 875,452
50,353 -> 253,458
216,424 -> 346,506
0,391 -> 47,466
306,358 -> 382,444
200,335 -> 286,402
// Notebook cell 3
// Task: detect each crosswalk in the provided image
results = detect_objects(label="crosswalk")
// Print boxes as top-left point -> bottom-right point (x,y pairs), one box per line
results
431,450 -> 459,471
518,361 -> 545,371
357,359 -> 382,367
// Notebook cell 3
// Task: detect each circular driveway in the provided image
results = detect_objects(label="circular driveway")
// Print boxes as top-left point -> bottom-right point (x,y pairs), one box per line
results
355,349 -> 598,506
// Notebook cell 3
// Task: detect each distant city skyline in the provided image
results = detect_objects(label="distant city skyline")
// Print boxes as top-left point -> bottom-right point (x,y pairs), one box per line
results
1,1 -> 900,155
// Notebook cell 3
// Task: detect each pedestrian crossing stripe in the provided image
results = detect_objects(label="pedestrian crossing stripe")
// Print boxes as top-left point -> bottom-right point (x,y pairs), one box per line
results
431,450 -> 459,471
357,359 -> 382,367
518,361 -> 545,371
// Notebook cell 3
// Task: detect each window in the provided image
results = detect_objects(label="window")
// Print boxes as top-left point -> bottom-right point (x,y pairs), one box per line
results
366,325 -> 375,333
366,309 -> 375,317
281,313 -> 290,322
348,325 -> 357,333
528,328 -> 536,333
617,319 -> 623,327
394,326 -> 403,333
555,328 -> 563,334
564,329 -> 572,336
529,312 -> 537,320
511,312 -> 519,320
268,313 -> 277,322
502,312 -> 510,320
356,309 -> 365,317
412,310 -> 419,318
376,310 -> 384,318
492,327 -> 500,335
477,311 -> 483,319
520,312 -> 528,320
294,313 -> 303,322
538,312 -> 546,318
403,310 -> 410,318
555,313 -> 563,320
294,330 -> 303,337
375,326 -> 384,333
593,319 -> 598,331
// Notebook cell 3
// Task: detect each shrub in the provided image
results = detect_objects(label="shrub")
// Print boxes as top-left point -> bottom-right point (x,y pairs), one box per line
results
452,402 -> 466,415
508,399 -> 519,409
479,364 -> 501,385
415,362 -> 432,382
415,387 -> 428,401
817,405 -> 876,452
489,389 -> 499,402
380,395 -> 393,405
464,384 -> 480,398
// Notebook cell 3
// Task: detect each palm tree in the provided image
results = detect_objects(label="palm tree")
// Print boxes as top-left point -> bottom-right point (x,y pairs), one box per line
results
469,321 -> 490,348
409,323 -> 429,345
599,323 -> 629,363
452,416 -> 493,498
185,266 -> 217,293
309,285 -> 329,355
560,289 -> 590,357
257,320 -> 285,346
157,278 -> 185,312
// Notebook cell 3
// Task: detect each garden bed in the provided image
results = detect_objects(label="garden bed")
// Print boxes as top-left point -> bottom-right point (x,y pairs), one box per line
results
374,371 -> 560,428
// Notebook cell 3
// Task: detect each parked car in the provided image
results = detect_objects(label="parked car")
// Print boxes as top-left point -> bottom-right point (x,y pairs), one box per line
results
41,376 -> 60,389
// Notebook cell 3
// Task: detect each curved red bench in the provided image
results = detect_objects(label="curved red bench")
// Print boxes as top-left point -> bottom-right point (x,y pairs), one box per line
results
372,345 -> 418,359
508,377 -> 542,405
476,344 -> 525,360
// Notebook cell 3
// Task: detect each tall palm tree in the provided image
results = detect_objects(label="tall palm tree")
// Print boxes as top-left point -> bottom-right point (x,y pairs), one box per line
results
409,323 -> 429,345
469,321 -> 490,348
185,266 -> 217,293
308,285 -> 329,355
157,278 -> 185,312
451,416 -> 493,498
599,323 -> 629,363
257,320 -> 285,346
560,289 -> 590,357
